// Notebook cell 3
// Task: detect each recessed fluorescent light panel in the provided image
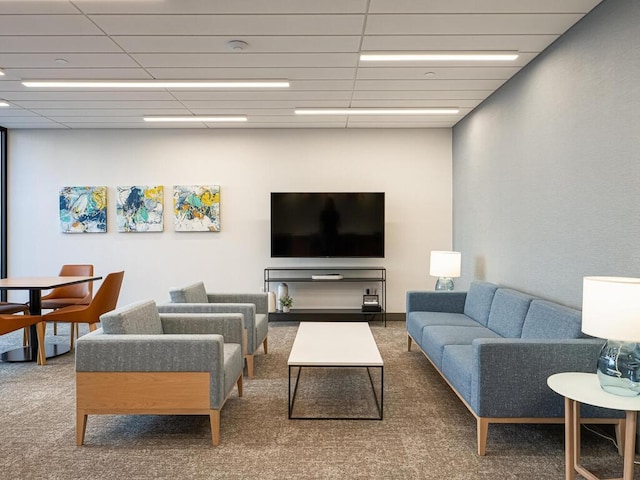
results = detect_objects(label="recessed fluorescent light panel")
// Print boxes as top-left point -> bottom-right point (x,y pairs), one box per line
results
22,80 -> 289,89
360,52 -> 519,62
0,101 -> 9,107
143,116 -> 248,123
295,108 -> 459,116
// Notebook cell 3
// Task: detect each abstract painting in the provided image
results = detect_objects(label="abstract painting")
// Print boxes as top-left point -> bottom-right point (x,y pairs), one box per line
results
59,186 -> 107,233
173,185 -> 220,232
116,185 -> 164,232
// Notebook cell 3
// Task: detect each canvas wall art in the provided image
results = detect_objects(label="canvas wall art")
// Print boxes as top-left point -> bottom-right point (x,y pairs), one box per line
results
59,186 -> 107,233
116,185 -> 164,232
173,185 -> 220,232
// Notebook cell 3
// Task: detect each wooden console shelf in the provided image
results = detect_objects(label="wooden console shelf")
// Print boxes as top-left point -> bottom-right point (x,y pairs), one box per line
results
264,267 -> 386,326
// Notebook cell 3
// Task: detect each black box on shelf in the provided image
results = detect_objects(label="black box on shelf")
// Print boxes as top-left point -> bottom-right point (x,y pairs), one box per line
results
362,294 -> 381,312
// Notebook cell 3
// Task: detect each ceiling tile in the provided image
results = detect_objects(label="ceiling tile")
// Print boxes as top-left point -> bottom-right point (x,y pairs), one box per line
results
365,14 -> 586,35
0,36 -> 123,53
113,35 -> 362,53
90,15 -> 365,36
145,68 -> 356,80
0,15 -> 102,35
368,0 -> 601,14
0,53 -> 139,69
74,0 -> 368,14
131,53 -> 358,68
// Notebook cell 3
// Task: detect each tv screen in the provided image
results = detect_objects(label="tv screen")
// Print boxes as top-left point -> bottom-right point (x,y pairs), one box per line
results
270,192 -> 385,258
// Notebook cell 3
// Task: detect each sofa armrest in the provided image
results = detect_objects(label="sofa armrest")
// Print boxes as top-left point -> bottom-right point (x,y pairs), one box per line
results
160,313 -> 244,345
206,293 -> 269,314
471,338 -> 607,418
75,329 -> 225,373
406,290 -> 467,314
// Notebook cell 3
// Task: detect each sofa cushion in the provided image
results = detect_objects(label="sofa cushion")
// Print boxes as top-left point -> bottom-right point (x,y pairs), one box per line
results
463,281 -> 499,326
169,282 -> 208,303
486,289 -> 535,338
407,311 -> 480,343
100,300 -> 163,335
521,300 -> 584,339
420,325 -> 500,370
441,345 -> 475,407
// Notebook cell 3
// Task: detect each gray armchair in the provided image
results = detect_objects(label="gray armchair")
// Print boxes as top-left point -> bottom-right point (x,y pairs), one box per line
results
75,300 -> 244,446
158,282 -> 268,379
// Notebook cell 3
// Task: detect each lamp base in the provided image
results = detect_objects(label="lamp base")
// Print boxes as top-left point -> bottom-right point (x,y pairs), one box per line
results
596,340 -> 640,397
434,277 -> 454,291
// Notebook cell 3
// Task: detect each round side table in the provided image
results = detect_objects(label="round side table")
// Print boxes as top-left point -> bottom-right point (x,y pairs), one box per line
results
548,372 -> 640,480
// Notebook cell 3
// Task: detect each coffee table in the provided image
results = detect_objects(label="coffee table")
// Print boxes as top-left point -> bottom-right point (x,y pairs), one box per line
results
287,322 -> 384,420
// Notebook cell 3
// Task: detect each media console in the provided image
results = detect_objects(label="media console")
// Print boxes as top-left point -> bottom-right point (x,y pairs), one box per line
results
264,266 -> 386,326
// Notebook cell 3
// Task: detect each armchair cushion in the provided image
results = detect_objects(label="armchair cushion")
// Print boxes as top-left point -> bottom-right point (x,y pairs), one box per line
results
169,282 -> 208,304
100,300 -> 163,335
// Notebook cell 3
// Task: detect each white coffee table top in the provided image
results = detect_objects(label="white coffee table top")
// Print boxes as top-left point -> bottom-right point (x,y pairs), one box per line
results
288,322 -> 383,367
547,372 -> 640,412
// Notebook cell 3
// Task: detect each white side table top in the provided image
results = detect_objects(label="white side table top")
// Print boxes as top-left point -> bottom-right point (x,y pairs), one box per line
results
288,322 -> 383,367
548,372 -> 640,412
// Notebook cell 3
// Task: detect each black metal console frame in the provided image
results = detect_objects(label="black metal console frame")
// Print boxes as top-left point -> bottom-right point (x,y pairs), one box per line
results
264,266 -> 387,326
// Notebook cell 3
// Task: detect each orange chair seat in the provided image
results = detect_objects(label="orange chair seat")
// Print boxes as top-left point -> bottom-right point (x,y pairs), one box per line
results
0,314 -> 41,336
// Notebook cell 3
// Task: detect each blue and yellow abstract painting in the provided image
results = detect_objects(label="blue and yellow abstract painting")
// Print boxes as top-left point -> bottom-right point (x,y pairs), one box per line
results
173,185 -> 220,232
59,186 -> 107,233
117,185 -> 164,232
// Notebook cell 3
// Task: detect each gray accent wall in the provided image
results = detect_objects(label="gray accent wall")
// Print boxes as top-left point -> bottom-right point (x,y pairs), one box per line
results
452,0 -> 640,309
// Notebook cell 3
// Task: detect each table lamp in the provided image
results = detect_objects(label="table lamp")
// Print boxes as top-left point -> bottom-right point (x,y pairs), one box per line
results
582,276 -> 640,397
430,251 -> 461,291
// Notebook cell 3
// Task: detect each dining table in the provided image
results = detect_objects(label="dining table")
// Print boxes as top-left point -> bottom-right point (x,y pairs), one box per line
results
0,275 -> 102,362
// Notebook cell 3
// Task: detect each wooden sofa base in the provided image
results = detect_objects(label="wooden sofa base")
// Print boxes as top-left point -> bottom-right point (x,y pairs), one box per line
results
76,371 -> 243,446
407,334 -> 625,456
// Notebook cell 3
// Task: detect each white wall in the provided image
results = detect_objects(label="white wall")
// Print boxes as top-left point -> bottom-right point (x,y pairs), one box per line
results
8,128 -> 452,312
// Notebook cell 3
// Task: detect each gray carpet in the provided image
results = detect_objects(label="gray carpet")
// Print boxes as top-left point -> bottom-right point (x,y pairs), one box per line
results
0,321 -> 635,479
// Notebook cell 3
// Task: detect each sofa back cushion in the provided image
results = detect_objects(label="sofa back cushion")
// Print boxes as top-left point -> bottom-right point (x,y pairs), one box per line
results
521,300 -> 584,339
100,300 -> 163,335
463,281 -> 499,326
169,282 -> 208,303
487,288 -> 535,338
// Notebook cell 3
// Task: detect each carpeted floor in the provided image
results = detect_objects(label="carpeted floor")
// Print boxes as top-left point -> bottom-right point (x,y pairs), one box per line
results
0,321 -> 635,479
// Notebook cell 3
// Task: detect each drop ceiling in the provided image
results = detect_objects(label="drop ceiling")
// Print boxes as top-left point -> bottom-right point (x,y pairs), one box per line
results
0,0 -> 602,129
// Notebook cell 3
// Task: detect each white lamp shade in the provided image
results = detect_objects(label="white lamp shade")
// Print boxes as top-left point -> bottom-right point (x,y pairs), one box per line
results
582,276 -> 640,342
429,251 -> 461,278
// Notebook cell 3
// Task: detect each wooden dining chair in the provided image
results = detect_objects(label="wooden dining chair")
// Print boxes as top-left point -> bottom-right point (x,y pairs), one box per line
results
42,271 -> 124,359
0,314 -> 46,365
41,264 -> 94,340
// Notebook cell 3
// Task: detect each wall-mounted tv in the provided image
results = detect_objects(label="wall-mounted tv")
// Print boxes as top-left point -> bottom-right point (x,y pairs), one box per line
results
270,192 -> 385,258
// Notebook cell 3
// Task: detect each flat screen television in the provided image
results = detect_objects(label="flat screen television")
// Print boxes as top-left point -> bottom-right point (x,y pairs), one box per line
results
270,192 -> 385,258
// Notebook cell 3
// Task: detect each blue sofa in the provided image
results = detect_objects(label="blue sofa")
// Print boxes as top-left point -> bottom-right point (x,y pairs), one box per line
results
406,281 -> 623,455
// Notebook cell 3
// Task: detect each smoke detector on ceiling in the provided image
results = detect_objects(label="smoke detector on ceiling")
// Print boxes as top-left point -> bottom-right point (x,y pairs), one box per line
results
227,40 -> 248,51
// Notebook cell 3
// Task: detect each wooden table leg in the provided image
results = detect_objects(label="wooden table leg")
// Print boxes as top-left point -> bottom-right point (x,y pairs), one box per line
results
573,398 -> 581,470
565,396 -> 576,480
623,411 -> 637,480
